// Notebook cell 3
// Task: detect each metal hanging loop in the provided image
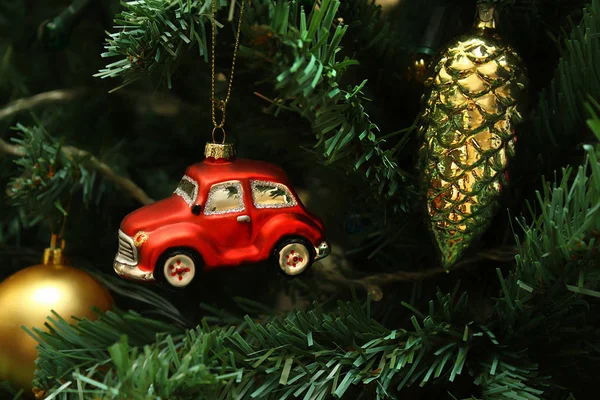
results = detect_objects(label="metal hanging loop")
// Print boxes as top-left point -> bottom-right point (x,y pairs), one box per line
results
212,126 -> 227,144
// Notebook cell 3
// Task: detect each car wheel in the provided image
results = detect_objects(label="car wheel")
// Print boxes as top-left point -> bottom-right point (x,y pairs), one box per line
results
274,238 -> 314,276
157,249 -> 201,288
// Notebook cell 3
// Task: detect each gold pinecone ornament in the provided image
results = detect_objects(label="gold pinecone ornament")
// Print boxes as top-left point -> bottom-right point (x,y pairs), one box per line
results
419,2 -> 528,268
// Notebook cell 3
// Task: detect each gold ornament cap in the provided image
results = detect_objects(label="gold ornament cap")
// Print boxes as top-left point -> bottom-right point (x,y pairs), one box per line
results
43,234 -> 65,265
204,142 -> 236,160
474,2 -> 497,30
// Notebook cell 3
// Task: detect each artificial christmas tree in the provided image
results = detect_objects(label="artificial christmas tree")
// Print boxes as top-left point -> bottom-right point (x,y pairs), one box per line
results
1,0 -> 599,399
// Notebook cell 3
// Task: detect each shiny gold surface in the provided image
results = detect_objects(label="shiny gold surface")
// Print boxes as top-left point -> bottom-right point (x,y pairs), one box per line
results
204,142 -> 236,160
0,249 -> 113,390
420,7 -> 527,268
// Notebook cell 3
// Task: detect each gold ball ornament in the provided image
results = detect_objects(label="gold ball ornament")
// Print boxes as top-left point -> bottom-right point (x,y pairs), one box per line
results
0,243 -> 113,392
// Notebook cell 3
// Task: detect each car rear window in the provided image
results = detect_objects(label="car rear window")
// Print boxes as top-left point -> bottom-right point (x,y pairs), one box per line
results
251,180 -> 297,209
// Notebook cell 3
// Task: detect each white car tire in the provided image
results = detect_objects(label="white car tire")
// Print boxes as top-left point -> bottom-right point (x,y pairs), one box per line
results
162,253 -> 197,288
276,240 -> 313,276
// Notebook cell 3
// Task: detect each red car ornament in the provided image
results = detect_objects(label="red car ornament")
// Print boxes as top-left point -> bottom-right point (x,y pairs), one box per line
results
114,143 -> 330,288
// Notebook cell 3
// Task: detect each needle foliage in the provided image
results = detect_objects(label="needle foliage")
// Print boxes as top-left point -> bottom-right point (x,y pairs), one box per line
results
27,104 -> 600,399
1,0 -> 600,399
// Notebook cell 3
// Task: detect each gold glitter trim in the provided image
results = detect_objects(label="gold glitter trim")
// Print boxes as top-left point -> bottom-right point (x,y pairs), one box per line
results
205,142 -> 236,160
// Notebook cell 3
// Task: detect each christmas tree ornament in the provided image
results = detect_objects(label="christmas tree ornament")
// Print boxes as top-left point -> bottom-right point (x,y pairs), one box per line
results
419,2 -> 528,268
113,0 -> 329,288
0,235 -> 113,391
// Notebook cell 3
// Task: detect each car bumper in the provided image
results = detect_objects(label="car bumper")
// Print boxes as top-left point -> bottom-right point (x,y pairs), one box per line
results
314,241 -> 331,261
114,259 -> 155,282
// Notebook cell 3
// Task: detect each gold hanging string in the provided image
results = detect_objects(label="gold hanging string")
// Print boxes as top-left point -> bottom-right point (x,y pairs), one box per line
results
211,0 -> 246,143
58,195 -> 72,241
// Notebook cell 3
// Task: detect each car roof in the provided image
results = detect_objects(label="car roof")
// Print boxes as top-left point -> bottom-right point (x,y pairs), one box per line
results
185,158 -> 291,188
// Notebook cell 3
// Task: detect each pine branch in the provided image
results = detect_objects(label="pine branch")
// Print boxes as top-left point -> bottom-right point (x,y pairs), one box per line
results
33,290 -> 557,399
0,89 -> 82,121
532,0 -> 600,166
498,14 -> 600,332
316,245 -> 517,301
516,147 -> 600,281
63,146 -> 154,206
476,359 -> 547,400
95,0 -> 214,89
484,99 -> 600,393
244,0 -> 414,205
34,296 -> 495,399
483,7 -> 600,373
3,124 -> 153,227
29,309 -> 184,394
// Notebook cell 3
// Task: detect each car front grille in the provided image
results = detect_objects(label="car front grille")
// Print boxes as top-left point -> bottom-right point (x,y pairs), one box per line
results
116,230 -> 137,265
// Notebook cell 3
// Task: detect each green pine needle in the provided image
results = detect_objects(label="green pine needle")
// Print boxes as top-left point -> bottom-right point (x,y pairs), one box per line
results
7,124 -> 101,227
533,0 -> 600,164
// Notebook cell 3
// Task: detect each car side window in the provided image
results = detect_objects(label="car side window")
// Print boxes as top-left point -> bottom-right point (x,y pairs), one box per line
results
251,180 -> 297,209
204,181 -> 245,215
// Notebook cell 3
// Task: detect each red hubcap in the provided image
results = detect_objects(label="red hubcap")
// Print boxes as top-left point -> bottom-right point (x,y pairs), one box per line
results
285,252 -> 304,268
170,260 -> 191,280
279,243 -> 310,276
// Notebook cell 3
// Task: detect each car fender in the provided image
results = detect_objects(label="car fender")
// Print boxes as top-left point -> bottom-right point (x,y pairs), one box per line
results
138,222 -> 218,272
255,212 -> 324,254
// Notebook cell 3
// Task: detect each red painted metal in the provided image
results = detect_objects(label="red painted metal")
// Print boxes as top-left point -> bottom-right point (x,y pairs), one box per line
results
118,158 -> 327,275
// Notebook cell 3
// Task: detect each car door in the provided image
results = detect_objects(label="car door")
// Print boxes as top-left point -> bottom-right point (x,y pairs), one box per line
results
201,180 -> 253,264
248,179 -> 298,241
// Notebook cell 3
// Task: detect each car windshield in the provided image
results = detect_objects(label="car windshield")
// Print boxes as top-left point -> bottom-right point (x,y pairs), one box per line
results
174,175 -> 198,205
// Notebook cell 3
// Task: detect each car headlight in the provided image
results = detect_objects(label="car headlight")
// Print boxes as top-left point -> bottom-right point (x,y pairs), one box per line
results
133,231 -> 149,247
